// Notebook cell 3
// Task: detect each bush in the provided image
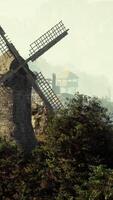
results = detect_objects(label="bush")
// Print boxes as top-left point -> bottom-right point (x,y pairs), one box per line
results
1,94 -> 113,199
45,94 -> 113,198
0,138 -> 51,199
76,165 -> 113,200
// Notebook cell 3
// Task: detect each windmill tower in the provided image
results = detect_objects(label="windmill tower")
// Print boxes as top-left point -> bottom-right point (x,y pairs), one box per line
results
0,21 -> 69,152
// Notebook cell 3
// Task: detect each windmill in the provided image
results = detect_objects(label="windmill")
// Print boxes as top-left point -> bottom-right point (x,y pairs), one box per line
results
0,21 -> 69,152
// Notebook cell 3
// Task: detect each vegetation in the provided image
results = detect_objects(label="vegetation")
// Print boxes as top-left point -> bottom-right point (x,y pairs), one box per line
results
1,94 -> 113,199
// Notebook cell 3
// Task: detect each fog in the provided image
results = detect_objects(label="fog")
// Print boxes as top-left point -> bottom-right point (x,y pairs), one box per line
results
1,0 -> 113,99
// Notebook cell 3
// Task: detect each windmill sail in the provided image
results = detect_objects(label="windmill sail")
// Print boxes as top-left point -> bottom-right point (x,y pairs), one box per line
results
24,67 -> 63,111
0,22 -> 68,111
34,72 -> 63,110
0,26 -> 22,62
29,21 -> 69,61
0,21 -> 69,86
0,26 -> 12,58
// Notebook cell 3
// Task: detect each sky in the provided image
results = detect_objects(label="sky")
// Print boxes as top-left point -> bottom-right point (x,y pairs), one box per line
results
1,0 -> 113,98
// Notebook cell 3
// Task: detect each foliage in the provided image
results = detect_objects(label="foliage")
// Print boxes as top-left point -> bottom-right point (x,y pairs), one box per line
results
101,97 -> 113,114
76,165 -> 113,200
46,94 -> 113,166
0,138 -> 50,199
1,94 -> 113,199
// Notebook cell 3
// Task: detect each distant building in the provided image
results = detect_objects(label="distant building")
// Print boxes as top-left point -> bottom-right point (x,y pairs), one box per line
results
58,70 -> 78,94
47,73 -> 60,94
47,70 -> 78,95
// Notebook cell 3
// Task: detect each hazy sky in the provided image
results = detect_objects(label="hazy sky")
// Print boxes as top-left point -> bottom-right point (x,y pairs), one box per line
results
1,0 -> 113,98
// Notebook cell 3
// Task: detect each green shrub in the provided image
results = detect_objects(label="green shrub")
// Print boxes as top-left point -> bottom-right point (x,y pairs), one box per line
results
45,94 -> 113,198
1,94 -> 113,199
76,165 -> 113,200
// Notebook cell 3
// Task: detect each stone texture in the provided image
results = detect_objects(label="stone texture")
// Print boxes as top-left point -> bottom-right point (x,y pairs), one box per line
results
0,53 -> 15,139
0,53 -> 37,152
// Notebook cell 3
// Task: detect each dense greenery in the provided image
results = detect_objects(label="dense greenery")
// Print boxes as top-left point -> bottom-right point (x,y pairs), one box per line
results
1,94 -> 113,199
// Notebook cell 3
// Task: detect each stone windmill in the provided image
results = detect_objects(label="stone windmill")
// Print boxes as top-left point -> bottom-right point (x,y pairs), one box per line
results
0,21 -> 69,152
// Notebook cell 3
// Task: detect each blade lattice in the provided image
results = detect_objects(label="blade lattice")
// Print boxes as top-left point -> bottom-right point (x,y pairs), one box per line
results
29,21 -> 67,57
34,72 -> 63,110
0,35 -> 12,58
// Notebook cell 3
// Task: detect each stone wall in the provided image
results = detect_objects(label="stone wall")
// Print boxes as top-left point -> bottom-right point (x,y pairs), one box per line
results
0,53 -> 15,139
0,53 -> 37,152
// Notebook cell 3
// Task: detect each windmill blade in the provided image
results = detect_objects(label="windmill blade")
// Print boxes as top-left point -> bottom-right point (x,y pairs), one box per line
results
23,67 -> 63,111
0,21 -> 69,86
0,26 -> 12,58
29,21 -> 69,62
0,58 -> 63,111
0,26 -> 21,61
0,26 -> 29,85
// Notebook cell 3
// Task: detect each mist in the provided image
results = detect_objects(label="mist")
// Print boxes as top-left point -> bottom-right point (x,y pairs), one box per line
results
1,0 -> 113,99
